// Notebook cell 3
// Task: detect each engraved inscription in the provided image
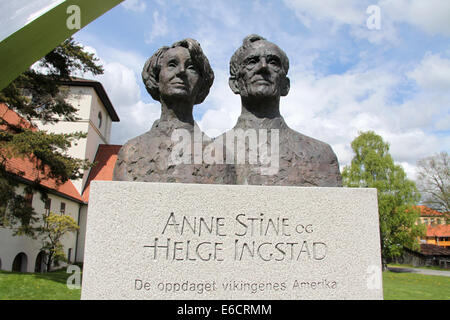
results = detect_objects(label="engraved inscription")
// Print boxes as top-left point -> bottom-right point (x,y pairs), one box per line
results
143,212 -> 328,262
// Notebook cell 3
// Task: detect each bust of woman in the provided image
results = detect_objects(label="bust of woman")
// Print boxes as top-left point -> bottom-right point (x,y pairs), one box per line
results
113,39 -> 234,184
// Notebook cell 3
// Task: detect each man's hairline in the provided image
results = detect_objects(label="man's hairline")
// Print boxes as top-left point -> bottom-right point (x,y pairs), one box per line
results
234,40 -> 289,75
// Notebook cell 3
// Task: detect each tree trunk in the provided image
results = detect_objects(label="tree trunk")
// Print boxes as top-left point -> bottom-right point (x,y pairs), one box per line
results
46,252 -> 53,272
382,258 -> 388,271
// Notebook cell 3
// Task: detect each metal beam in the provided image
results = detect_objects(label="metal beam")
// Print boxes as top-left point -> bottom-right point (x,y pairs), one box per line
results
0,0 -> 124,90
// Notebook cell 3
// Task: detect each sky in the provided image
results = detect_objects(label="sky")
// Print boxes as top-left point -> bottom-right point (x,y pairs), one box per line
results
3,0 -> 450,181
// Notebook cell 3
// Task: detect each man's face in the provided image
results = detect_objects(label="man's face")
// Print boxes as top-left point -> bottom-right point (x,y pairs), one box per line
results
159,46 -> 201,103
237,41 -> 287,99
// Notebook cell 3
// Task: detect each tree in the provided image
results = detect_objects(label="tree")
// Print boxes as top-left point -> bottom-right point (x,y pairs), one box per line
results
342,131 -> 425,267
39,213 -> 79,272
0,37 -> 103,236
416,152 -> 449,217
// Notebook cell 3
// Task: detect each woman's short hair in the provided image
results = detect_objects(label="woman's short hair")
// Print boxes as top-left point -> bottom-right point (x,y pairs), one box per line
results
142,38 -> 214,105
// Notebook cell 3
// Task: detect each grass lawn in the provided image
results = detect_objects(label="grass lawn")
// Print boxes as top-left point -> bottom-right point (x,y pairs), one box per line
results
383,271 -> 450,300
1,269 -> 449,300
0,268 -> 81,300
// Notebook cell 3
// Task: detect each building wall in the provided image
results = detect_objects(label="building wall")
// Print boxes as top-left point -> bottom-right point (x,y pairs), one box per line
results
425,238 -> 450,248
1,83 -> 117,270
89,91 -> 112,144
75,204 -> 89,263
419,217 -> 447,225
0,184 -> 81,272
34,86 -> 113,194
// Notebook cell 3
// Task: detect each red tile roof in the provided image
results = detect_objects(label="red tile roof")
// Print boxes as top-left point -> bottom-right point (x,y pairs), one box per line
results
82,144 -> 121,202
1,103 -> 83,202
0,103 -> 36,131
427,224 -> 450,237
5,156 -> 83,202
415,205 -> 445,217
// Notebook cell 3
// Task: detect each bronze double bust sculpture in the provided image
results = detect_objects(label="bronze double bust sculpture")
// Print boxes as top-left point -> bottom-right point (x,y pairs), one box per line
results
113,35 -> 342,187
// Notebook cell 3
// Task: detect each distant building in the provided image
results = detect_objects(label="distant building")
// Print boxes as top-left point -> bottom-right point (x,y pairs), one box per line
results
400,244 -> 450,269
0,78 -> 121,272
416,205 -> 448,226
423,225 -> 450,249
415,205 -> 450,249
396,205 -> 450,269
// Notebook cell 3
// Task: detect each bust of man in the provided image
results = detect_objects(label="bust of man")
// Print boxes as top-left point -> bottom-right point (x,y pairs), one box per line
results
223,34 -> 342,187
113,38 -> 234,184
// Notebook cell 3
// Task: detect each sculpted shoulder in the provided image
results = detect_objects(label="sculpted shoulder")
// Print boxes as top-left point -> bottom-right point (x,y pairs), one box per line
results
113,121 -> 164,181
285,127 -> 339,164
279,127 -> 342,187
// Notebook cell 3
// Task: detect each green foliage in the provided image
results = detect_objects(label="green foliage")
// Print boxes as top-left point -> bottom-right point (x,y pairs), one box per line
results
38,213 -> 79,272
342,131 -> 425,261
0,38 -> 103,124
0,179 -> 38,237
0,37 -> 102,235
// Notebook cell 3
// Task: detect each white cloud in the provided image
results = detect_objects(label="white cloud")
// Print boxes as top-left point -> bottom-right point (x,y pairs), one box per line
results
283,0 -> 450,44
274,61 -> 449,178
72,44 -> 160,144
95,61 -> 161,144
407,53 -> 450,92
283,0 -> 364,28
198,69 -> 241,137
398,161 -> 418,181
111,100 -> 160,145
121,0 -> 147,13
436,115 -> 450,131
98,63 -> 140,107
283,0 -> 388,43
380,0 -> 450,37
146,11 -> 169,44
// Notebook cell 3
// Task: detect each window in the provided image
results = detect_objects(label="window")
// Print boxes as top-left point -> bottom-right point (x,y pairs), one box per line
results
25,192 -> 33,207
98,111 -> 103,129
0,200 -> 5,226
44,199 -> 51,216
60,202 -> 66,215
67,248 -> 72,263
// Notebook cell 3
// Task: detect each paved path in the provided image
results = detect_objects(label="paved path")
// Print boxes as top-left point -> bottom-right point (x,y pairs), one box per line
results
388,266 -> 450,277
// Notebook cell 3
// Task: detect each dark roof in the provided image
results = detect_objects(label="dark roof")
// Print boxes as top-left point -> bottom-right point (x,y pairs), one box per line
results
58,77 -> 120,122
419,244 -> 450,256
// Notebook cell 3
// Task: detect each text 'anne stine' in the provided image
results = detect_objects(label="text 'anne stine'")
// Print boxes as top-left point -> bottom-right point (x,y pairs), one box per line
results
143,212 -> 328,262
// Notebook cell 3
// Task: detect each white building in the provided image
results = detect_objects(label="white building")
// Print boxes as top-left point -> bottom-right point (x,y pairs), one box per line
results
0,78 -> 121,272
